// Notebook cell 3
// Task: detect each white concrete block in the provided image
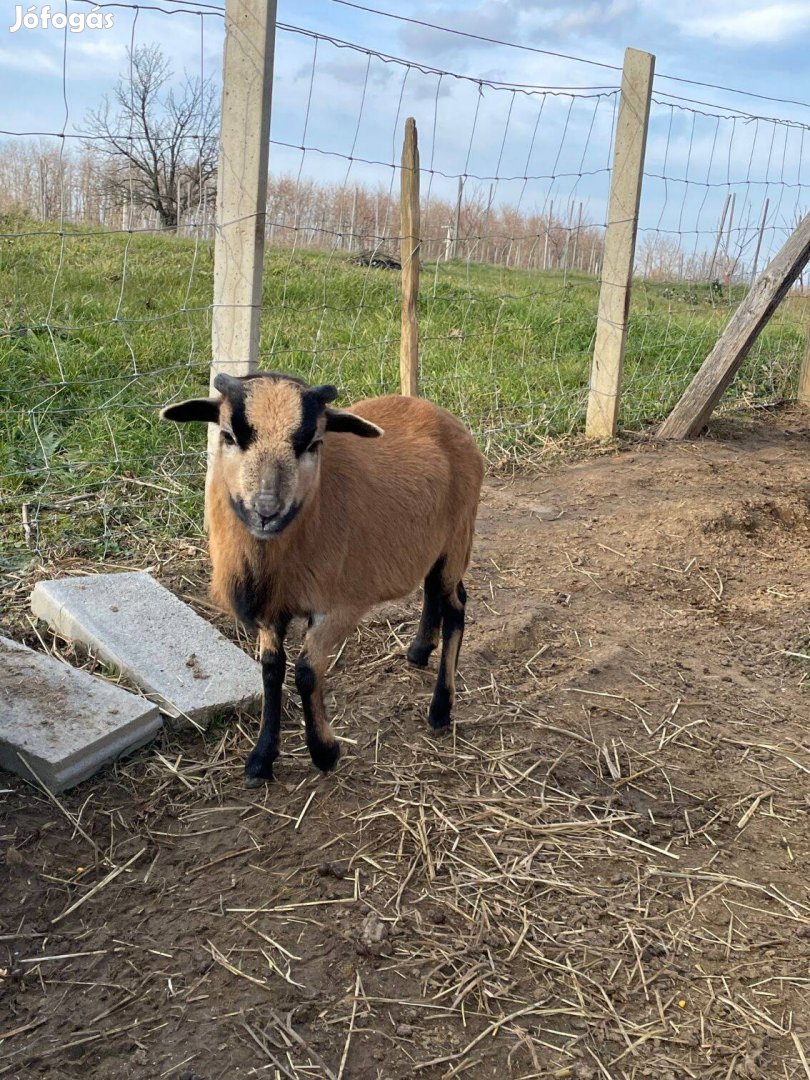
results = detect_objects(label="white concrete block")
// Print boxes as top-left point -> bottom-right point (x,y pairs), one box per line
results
0,636 -> 161,792
31,572 -> 260,723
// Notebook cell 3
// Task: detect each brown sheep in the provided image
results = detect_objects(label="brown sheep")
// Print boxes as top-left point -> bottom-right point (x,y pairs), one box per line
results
161,371 -> 484,786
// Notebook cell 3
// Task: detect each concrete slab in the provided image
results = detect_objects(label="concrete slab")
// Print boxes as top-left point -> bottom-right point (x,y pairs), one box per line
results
0,636 -> 161,793
31,572 -> 261,723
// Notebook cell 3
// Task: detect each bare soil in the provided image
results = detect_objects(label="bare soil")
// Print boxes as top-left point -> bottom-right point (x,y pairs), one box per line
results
1,408 -> 809,1080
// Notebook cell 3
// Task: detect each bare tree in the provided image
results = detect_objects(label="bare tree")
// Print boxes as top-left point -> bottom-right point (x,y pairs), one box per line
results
85,44 -> 218,230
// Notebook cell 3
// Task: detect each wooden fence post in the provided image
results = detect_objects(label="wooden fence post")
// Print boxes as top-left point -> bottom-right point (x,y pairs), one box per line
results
400,117 -> 420,397
707,193 -> 731,281
585,47 -> 655,440
750,197 -> 770,285
206,0 -> 276,509
797,324 -> 810,407
659,213 -> 810,438
452,175 -> 463,261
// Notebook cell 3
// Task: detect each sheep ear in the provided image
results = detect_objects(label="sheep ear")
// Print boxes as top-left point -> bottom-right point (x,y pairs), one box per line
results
160,398 -> 220,424
324,408 -> 383,438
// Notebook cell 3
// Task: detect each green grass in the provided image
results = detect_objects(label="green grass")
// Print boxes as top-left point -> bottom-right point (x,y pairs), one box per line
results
0,214 -> 806,570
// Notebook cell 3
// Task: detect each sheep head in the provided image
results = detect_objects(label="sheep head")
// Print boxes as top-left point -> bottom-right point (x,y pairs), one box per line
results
161,370 -> 382,539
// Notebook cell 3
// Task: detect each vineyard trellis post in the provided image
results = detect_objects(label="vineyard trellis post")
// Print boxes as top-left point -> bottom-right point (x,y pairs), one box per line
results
585,47 -> 655,440
206,0 -> 277,512
800,328 -> 810,407
708,193 -> 732,281
452,176 -> 463,260
751,197 -> 770,285
400,118 -> 420,397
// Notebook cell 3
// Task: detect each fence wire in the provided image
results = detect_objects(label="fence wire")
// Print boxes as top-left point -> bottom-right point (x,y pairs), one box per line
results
624,94 -> 810,426
0,1 -> 807,571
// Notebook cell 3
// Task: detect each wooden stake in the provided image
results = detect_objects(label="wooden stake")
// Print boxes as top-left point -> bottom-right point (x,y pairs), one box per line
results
750,197 -> 769,285
708,193 -> 731,281
799,324 -> 810,407
400,117 -> 420,397
659,213 -> 810,438
585,48 -> 655,439
453,175 -> 463,261
349,187 -> 357,253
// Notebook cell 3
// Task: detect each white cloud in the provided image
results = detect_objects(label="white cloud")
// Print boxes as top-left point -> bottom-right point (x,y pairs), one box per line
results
0,45 -> 60,75
656,1 -> 810,46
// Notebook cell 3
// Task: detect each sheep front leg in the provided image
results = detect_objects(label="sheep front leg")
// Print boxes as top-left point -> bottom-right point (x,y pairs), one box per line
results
295,610 -> 361,773
245,620 -> 289,787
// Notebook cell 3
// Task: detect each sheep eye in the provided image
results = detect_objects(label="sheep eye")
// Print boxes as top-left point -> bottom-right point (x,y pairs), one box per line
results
221,430 -> 236,446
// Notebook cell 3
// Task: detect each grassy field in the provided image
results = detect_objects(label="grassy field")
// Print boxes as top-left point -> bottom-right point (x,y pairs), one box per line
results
0,215 -> 806,571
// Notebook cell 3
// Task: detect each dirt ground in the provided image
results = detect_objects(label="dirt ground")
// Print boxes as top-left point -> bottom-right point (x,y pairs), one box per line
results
1,407 -> 809,1080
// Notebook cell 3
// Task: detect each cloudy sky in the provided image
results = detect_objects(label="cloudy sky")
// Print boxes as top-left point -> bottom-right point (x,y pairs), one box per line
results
3,0 -> 810,264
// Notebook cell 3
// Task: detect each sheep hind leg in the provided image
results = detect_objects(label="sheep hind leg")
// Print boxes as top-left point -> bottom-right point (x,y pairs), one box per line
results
296,609 -> 362,773
407,556 -> 445,668
428,580 -> 466,731
245,620 -> 290,787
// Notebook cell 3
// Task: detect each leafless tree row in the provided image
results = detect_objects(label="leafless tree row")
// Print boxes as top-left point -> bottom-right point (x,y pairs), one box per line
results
0,141 -> 605,274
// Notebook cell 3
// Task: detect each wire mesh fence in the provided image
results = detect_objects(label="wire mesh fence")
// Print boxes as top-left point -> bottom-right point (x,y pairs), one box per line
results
624,92 -> 810,426
1,0 -> 808,572
261,21 -> 618,458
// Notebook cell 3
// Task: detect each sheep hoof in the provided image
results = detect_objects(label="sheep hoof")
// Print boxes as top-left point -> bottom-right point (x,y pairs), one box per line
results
244,750 -> 275,787
406,642 -> 434,668
428,692 -> 453,732
428,712 -> 452,732
309,739 -> 341,773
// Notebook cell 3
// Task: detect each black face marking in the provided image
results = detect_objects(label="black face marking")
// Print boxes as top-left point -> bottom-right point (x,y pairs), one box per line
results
291,391 -> 325,457
227,386 -> 256,450
215,373 -> 334,454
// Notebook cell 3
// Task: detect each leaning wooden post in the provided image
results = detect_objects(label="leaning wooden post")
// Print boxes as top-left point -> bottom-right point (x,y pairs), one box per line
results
206,0 -> 276,512
585,47 -> 655,440
400,117 -> 420,397
659,213 -> 810,438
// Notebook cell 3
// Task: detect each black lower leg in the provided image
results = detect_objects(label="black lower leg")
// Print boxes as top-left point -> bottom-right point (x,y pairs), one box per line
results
428,582 -> 466,731
245,621 -> 288,786
295,653 -> 341,773
407,556 -> 445,667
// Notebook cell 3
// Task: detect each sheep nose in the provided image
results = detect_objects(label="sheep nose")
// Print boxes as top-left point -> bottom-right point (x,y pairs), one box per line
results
253,493 -> 281,523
